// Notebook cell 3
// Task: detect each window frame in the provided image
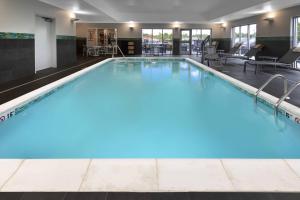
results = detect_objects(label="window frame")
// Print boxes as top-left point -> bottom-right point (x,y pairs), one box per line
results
292,16 -> 300,47
231,24 -> 257,52
142,28 -> 174,55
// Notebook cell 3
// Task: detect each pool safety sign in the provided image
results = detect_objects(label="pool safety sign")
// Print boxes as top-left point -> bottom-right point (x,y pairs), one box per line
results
0,110 -> 15,123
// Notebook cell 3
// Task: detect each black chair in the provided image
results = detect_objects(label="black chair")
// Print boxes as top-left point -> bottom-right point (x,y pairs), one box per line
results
244,47 -> 300,74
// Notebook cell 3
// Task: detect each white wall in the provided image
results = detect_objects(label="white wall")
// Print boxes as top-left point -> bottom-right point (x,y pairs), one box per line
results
212,5 -> 300,38
0,0 -> 76,36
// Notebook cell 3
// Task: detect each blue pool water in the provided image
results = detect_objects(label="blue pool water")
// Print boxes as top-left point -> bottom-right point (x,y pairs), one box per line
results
0,59 -> 300,158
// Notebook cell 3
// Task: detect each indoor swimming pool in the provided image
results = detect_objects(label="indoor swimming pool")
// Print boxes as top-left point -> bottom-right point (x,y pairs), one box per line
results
0,58 -> 299,158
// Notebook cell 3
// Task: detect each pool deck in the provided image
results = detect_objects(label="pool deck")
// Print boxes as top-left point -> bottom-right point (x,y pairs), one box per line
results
1,57 -> 300,192
1,159 -> 300,192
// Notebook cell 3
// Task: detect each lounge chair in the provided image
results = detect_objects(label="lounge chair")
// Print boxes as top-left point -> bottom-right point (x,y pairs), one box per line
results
204,42 -> 243,66
222,44 -> 264,64
219,42 -> 243,57
211,40 -> 219,50
244,47 -> 300,74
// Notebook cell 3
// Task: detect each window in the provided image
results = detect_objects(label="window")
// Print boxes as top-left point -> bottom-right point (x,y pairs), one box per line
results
191,29 -> 211,55
201,29 -> 212,40
142,29 -> 152,45
153,29 -> 163,44
181,30 -> 190,41
142,29 -> 173,55
292,17 -> 300,47
231,24 -> 256,54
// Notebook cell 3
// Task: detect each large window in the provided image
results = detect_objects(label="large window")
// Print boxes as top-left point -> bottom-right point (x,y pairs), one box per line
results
191,29 -> 211,55
142,29 -> 173,55
232,24 -> 256,54
179,29 -> 211,55
292,17 -> 300,47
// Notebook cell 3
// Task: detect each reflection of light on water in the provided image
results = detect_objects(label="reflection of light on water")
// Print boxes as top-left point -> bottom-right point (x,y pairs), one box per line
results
151,62 -> 156,64
180,62 -> 189,69
191,70 -> 199,77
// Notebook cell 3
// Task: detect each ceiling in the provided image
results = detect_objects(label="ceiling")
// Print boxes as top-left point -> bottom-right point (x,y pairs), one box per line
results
39,0 -> 300,23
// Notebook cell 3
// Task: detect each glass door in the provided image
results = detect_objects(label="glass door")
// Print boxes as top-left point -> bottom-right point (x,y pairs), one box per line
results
153,29 -> 163,55
191,29 -> 201,55
163,29 -> 173,55
142,29 -> 152,55
180,30 -> 191,55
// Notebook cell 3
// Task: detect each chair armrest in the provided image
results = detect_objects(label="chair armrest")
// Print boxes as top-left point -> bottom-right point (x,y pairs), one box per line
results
258,56 -> 278,61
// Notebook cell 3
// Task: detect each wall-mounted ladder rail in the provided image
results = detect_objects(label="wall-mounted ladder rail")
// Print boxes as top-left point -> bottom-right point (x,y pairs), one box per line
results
112,44 -> 125,58
255,74 -> 288,104
275,81 -> 300,115
201,35 -> 211,64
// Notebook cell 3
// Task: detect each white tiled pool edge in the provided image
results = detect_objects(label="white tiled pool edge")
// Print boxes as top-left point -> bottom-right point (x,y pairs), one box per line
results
1,159 -> 300,192
1,58 -> 300,192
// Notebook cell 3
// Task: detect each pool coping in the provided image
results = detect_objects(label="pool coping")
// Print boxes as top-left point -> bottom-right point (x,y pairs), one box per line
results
1,159 -> 300,192
0,57 -> 300,192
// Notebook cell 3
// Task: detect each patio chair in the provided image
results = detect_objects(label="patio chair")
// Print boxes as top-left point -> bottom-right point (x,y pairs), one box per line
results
222,44 -> 264,64
219,42 -> 243,57
204,46 -> 223,67
244,47 -> 300,74
211,40 -> 219,50
205,42 -> 243,66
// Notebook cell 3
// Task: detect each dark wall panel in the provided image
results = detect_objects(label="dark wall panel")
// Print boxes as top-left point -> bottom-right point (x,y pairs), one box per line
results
173,39 -> 180,55
76,37 -> 86,56
118,38 -> 142,56
212,38 -> 231,52
256,37 -> 290,58
0,39 -> 35,84
57,36 -> 77,68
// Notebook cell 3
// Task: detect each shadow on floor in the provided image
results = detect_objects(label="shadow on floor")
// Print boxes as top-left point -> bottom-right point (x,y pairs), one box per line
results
1,192 -> 300,200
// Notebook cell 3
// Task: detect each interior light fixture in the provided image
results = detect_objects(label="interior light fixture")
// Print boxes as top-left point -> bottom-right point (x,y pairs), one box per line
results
71,18 -> 80,22
128,21 -> 135,29
264,12 -> 275,23
69,12 -> 76,18
263,17 -> 274,23
173,21 -> 180,29
221,22 -> 227,29
69,12 -> 79,22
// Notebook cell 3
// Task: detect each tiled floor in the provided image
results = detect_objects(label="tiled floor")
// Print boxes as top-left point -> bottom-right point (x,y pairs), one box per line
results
0,56 -> 109,104
1,159 -> 300,192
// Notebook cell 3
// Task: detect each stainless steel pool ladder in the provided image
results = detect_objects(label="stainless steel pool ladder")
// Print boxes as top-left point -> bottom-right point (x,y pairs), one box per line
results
255,74 -> 288,104
275,81 -> 300,115
112,44 -> 125,58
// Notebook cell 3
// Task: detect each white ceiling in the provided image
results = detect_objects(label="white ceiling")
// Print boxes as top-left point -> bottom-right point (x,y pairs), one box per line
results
39,0 -> 300,23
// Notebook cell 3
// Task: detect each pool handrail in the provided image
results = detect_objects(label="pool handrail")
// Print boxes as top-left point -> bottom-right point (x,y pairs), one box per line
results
255,74 -> 288,104
112,44 -> 125,58
275,81 -> 300,115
